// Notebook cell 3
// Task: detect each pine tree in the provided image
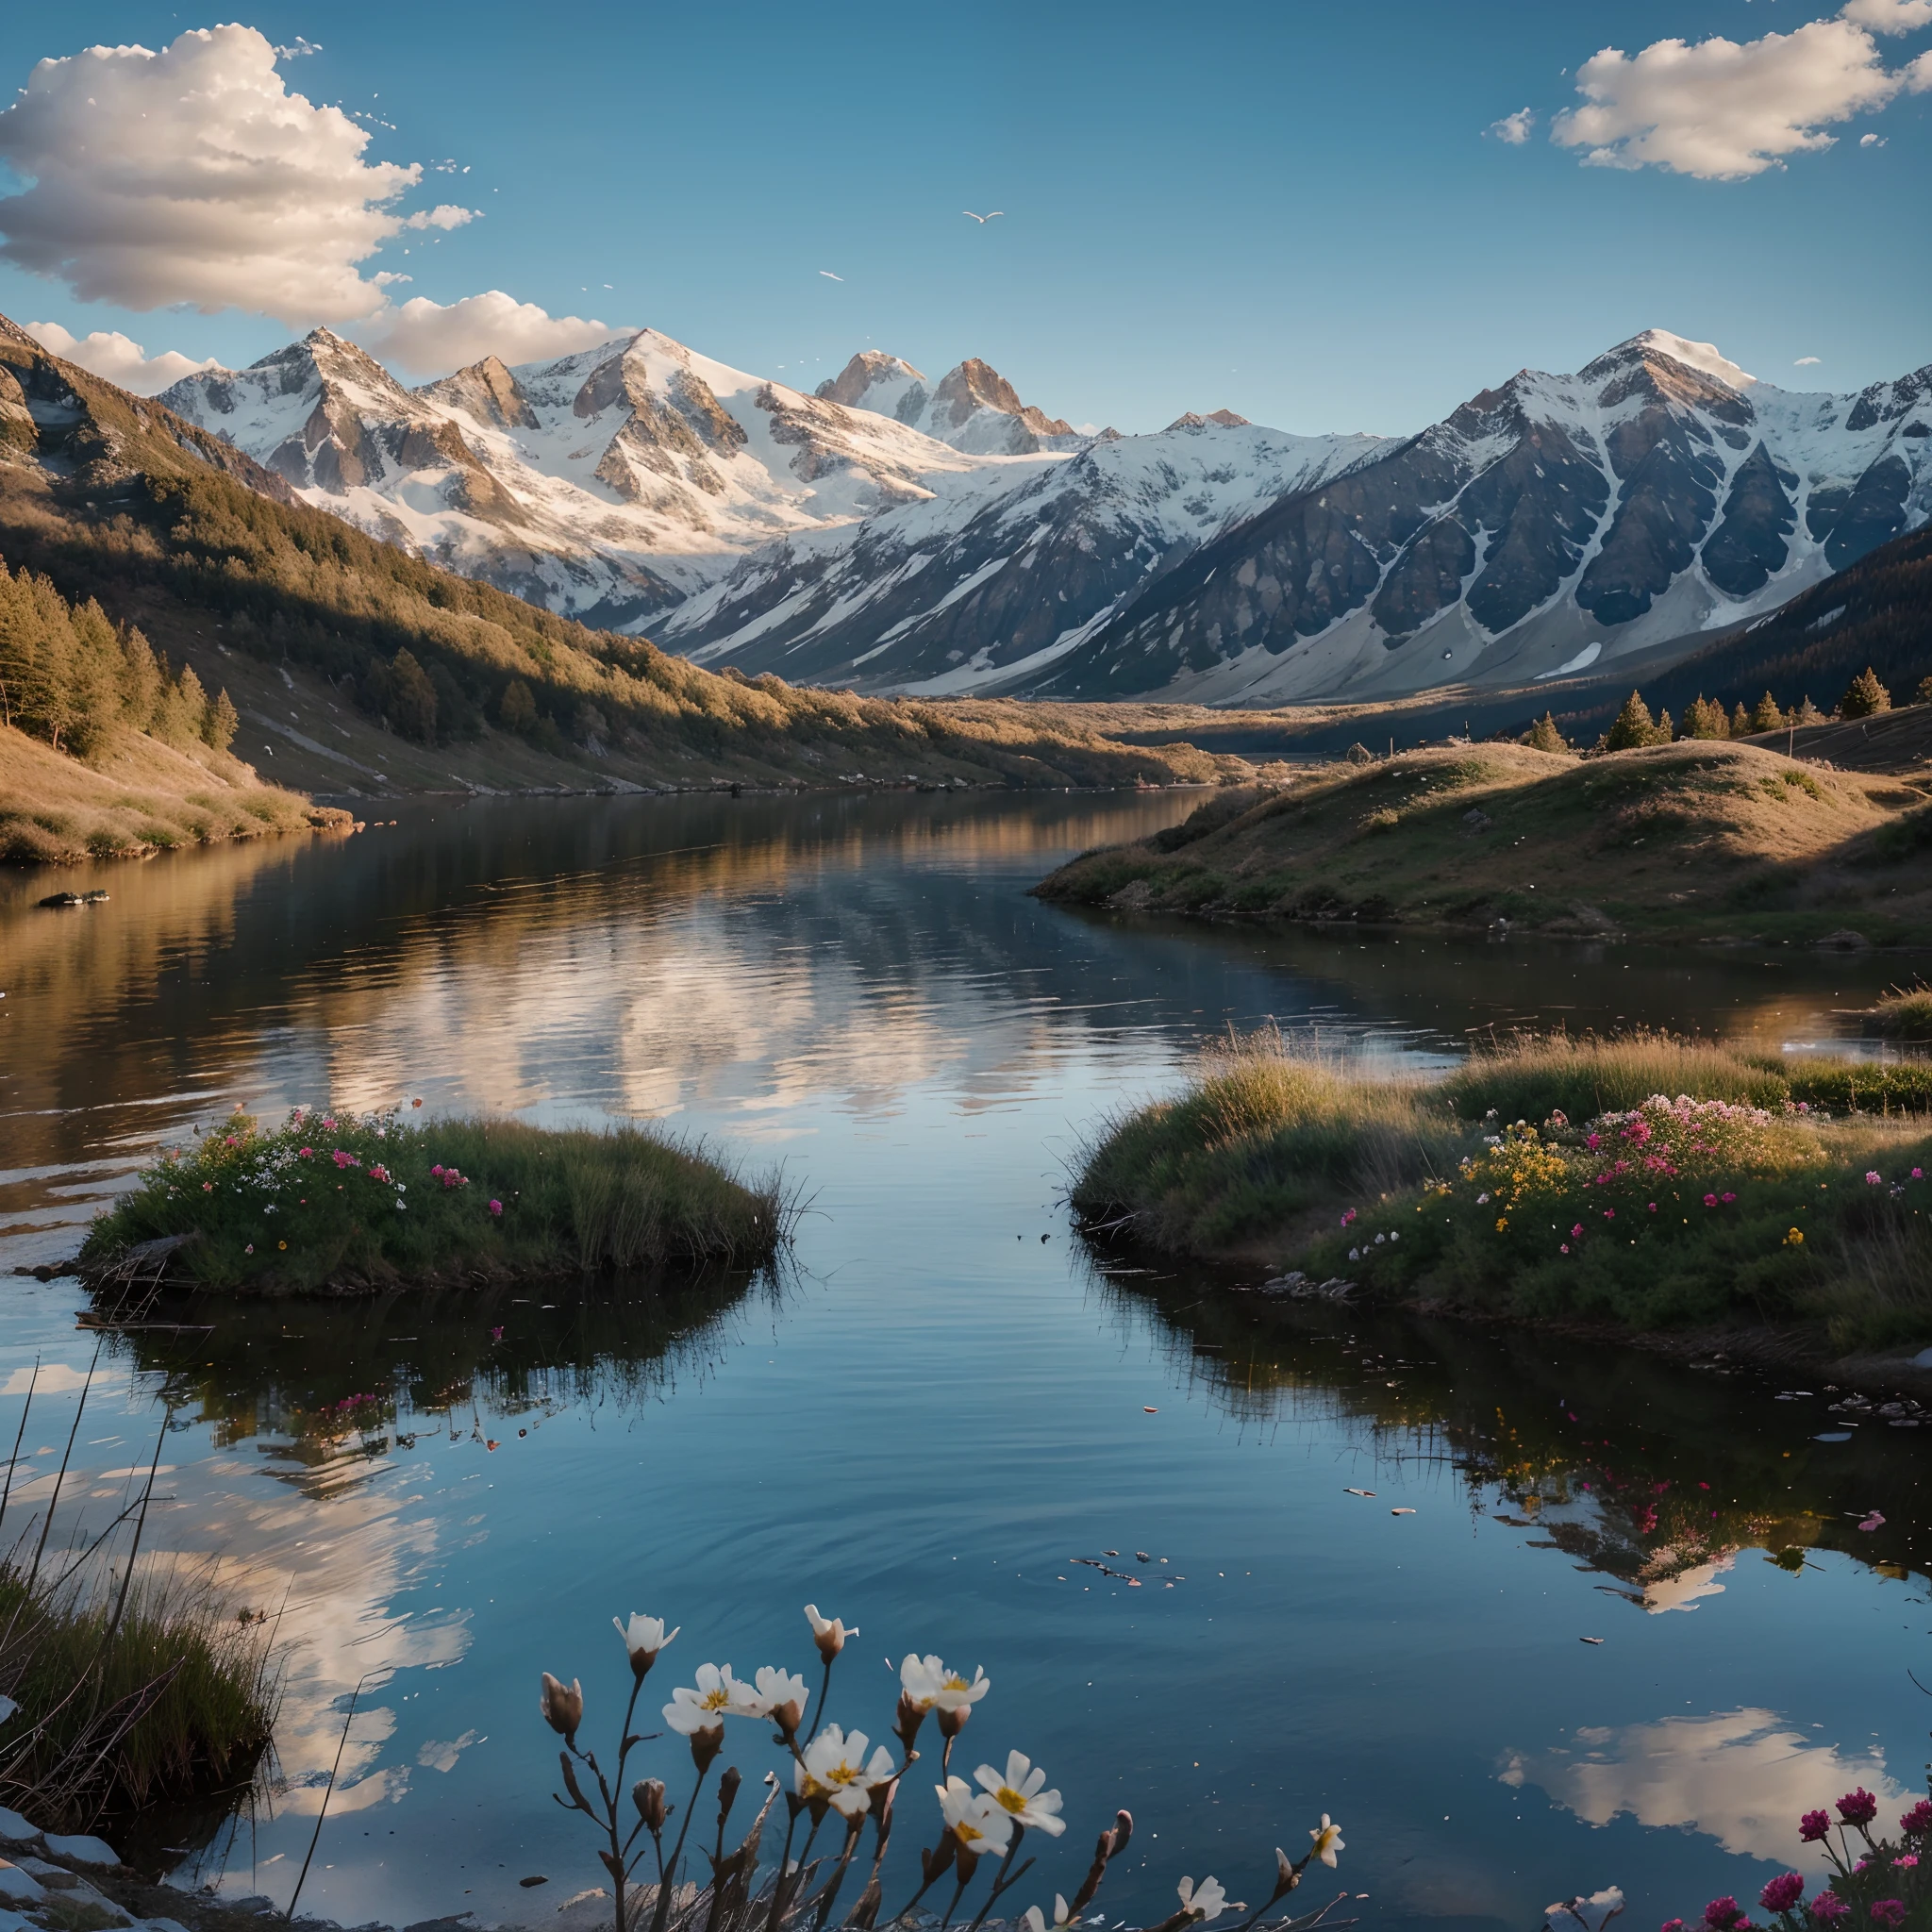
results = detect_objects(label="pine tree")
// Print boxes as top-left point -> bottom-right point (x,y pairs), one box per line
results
204,686 -> 240,753
498,677 -> 537,733
385,648 -> 438,742
1916,676 -> 1932,707
1794,695 -> 1827,727
1730,701 -> 1751,737
1522,712 -> 1569,753
1748,691 -> 1787,734
1655,707 -> 1674,742
1604,691 -> 1660,752
120,627 -> 162,732
1682,695 -> 1728,740
1838,667 -> 1890,718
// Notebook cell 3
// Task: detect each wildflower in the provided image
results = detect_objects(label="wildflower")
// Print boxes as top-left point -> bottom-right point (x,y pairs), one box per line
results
1839,1789 -> 1880,1827
1704,1193 -> 1718,1208
1759,1875 -> 1805,1915
491,1325 -> 505,1341
613,1612 -> 679,1680
664,1662 -> 762,1732
489,1199 -> 502,1216
904,1655 -> 991,1714
203,1182 -> 213,1191
975,1750 -> 1066,1835
1572,1224 -> 1584,1239
245,1243 -> 254,1254
539,1672 -> 583,1748
1869,1905 -> 1906,1929
1786,1228 -> 1805,1245
804,1603 -> 857,1661
1349,1248 -> 1360,1261
755,1664 -> 809,1736
1561,1244 -> 1570,1254
1341,1208 -> 1357,1227
1901,1800 -> 1932,1837
1604,1208 -> 1615,1220
1587,1132 -> 1602,1151
332,1150 -> 357,1168
1477,1192 -> 1491,1205
938,1774 -> 1014,1855
1176,1877 -> 1230,1924
1810,1896 -> 1848,1924
1892,1856 -> 1919,1870
1703,1901 -> 1745,1931
1308,1814 -> 1344,1867
1496,1218 -> 1508,1232
1722,1191 -> 1736,1204
634,1778 -> 668,1832
432,1165 -> 444,1177
298,1146 -> 313,1158
795,1724 -> 893,1818
1913,1169 -> 1924,1181
278,1240 -> 287,1250
1023,1896 -> 1079,1932
1867,1173 -> 1882,1186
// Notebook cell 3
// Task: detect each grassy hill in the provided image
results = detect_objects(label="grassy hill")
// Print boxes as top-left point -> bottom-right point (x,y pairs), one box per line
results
0,315 -> 1247,803
1033,738 -> 1932,945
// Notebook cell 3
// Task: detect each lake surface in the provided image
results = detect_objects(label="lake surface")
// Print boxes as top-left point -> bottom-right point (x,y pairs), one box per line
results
0,791 -> 1925,1932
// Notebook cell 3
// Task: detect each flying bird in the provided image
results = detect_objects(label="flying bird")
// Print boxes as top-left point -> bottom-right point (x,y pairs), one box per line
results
962,210 -> 1005,224
819,270 -> 844,281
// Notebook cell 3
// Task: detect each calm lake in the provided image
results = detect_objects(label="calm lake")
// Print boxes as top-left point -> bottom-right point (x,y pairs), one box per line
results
0,791 -> 1925,1932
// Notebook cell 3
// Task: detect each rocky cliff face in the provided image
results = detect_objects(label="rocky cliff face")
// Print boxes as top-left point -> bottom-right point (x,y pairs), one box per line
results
1023,331 -> 1932,703
815,350 -> 1097,454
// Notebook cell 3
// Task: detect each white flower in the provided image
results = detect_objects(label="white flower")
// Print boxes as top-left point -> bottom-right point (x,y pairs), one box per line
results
754,1664 -> 809,1730
1023,1897 -> 1078,1932
901,1654 -> 993,1712
974,1751 -> 1066,1836
1308,1815 -> 1344,1868
804,1603 -> 858,1660
663,1662 -> 760,1733
613,1612 -> 678,1674
794,1724 -> 895,1818
1177,1877 -> 1230,1923
937,1774 -> 1014,1854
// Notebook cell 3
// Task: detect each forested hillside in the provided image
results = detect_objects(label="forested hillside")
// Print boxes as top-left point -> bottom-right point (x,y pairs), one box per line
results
0,317 -> 1243,795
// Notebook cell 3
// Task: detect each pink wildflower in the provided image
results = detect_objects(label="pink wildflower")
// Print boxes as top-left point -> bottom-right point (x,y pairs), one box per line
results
1900,1800 -> 1932,1837
1704,1192 -> 1718,1207
1839,1789 -> 1880,1827
1572,1223 -> 1584,1238
1604,1208 -> 1616,1219
1758,1875 -> 1804,1915
489,1199 -> 503,1216
1891,1857 -> 1918,1870
1869,1904 -> 1905,1929
1809,1897 -> 1847,1924
1703,1899 -> 1745,1931
1913,1168 -> 1924,1181
1866,1172 -> 1882,1187
1722,1191 -> 1736,1203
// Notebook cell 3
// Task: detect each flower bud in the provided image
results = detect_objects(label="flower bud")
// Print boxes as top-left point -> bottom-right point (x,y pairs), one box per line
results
1108,1811 -> 1134,1859
634,1777 -> 669,1832
541,1672 -> 584,1749
937,1703 -> 972,1740
690,1720 -> 725,1774
1273,1847 -> 1299,1897
717,1766 -> 742,1832
804,1604 -> 855,1663
894,1690 -> 928,1752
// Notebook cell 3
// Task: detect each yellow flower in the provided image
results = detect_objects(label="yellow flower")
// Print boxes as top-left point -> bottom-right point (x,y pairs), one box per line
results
1495,1217 -> 1508,1232
1784,1227 -> 1804,1245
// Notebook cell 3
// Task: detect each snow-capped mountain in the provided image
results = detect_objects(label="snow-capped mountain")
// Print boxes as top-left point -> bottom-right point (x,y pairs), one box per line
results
814,351 -> 1105,454
1024,330 -> 1932,703
657,418 -> 1389,690
159,329 -> 1034,627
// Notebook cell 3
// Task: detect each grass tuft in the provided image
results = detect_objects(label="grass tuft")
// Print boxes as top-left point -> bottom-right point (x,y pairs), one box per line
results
1441,1029 -> 1790,1123
1873,983 -> 1932,1041
81,1107 -> 789,1293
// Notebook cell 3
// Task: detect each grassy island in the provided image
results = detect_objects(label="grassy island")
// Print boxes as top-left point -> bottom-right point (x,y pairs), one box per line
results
1074,1031 -> 1932,1356
81,1107 -> 786,1293
1033,739 -> 1932,946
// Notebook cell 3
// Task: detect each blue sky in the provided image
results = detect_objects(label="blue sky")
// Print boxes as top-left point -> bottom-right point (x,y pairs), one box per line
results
1,0 -> 1928,436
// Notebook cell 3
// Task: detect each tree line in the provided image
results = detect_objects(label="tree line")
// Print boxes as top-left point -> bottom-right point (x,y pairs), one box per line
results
0,555 -> 237,758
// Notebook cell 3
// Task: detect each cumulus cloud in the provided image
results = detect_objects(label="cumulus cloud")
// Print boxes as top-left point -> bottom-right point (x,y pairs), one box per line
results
1794,354 -> 1824,364
1551,8 -> 1932,178
353,291 -> 625,376
1841,0 -> 1932,30
401,204 -> 478,231
0,25 -> 461,323
23,319 -> 220,393
1860,128 -> 1889,141
1487,107 -> 1537,143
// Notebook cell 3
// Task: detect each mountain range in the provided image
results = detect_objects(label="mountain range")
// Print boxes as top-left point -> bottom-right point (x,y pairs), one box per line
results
155,325 -> 1932,708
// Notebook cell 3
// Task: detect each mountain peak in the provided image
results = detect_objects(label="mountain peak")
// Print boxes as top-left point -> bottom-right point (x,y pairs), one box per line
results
818,351 -> 927,410
1623,329 -> 1757,391
1166,408 -> 1251,431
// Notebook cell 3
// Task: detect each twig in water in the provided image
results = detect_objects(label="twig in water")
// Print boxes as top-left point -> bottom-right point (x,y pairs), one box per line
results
286,1674 -> 367,1922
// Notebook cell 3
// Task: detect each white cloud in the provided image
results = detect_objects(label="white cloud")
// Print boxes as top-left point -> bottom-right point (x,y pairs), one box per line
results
21,319 -> 220,393
1501,1708 -> 1906,1864
353,291 -> 625,376
0,1363 -> 93,1395
1841,0 -> 1932,31
1860,128 -> 1889,141
401,204 -> 478,231
0,25 -> 466,324
272,36 -> 325,58
1551,11 -> 1932,178
1794,354 -> 1823,364
1488,107 -> 1537,143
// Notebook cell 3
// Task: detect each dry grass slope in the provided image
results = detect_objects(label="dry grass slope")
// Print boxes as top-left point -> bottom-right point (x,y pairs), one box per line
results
1034,739 -> 1932,944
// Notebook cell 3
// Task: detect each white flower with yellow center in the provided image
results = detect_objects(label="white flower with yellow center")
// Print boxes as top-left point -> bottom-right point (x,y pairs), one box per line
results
613,1612 -> 678,1675
793,1724 -> 894,1818
974,1750 -> 1066,1836
937,1774 -> 1014,1854
1177,1877 -> 1230,1924
901,1654 -> 992,1712
663,1662 -> 760,1734
1308,1815 -> 1344,1869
